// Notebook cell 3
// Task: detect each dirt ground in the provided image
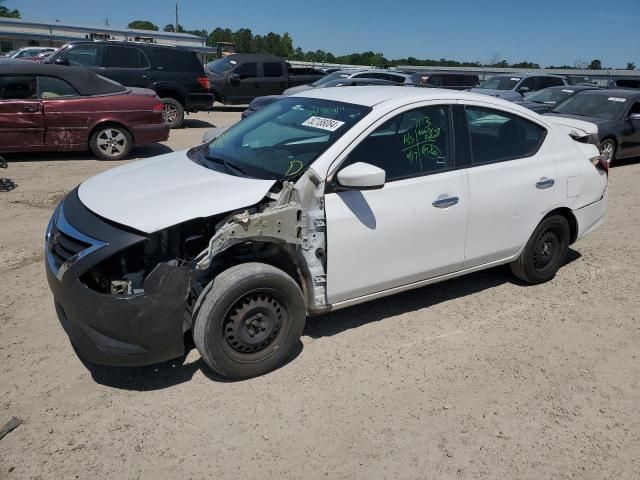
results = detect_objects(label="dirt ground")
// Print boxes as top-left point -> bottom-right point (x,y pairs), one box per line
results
1,109 -> 639,480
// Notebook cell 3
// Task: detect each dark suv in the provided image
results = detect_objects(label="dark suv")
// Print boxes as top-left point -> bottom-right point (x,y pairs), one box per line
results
47,41 -> 213,128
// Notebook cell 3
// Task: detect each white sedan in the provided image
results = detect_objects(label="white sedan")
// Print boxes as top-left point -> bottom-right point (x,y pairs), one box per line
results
46,87 -> 608,379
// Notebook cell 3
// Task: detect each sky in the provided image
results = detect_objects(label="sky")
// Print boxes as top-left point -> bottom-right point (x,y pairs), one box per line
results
10,0 -> 640,68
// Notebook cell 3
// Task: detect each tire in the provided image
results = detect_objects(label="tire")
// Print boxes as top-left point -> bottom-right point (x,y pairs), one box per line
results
510,215 -> 570,284
600,139 -> 616,167
161,97 -> 185,129
89,124 -> 133,161
193,263 -> 306,379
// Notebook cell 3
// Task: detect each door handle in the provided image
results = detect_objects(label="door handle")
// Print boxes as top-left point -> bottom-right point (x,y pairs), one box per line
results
24,105 -> 39,112
142,75 -> 153,80
536,178 -> 555,189
432,195 -> 459,208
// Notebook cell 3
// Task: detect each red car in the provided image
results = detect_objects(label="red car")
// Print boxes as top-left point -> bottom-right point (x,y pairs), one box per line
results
0,61 -> 169,160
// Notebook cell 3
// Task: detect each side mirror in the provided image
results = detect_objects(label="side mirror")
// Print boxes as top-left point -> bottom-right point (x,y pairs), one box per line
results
517,86 -> 530,95
53,58 -> 69,66
229,73 -> 240,83
336,162 -> 385,190
628,113 -> 640,121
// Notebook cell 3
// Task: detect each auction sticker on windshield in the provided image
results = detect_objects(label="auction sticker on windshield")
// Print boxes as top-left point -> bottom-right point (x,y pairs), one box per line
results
608,97 -> 627,102
302,116 -> 346,132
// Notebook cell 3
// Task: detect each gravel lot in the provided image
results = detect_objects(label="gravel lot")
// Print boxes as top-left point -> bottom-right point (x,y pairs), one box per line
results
1,109 -> 639,480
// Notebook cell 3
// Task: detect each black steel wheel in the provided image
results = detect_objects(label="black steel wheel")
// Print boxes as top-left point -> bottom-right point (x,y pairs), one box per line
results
510,214 -> 570,284
193,263 -> 306,379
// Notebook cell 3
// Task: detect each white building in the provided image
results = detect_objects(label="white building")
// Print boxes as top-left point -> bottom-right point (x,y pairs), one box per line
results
0,17 -> 214,55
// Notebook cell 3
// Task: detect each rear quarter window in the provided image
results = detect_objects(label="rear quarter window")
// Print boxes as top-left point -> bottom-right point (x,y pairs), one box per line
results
145,48 -> 203,73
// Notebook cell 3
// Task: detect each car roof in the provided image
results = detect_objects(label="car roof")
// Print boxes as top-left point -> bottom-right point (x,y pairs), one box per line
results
0,60 -> 127,95
490,73 -> 565,79
294,85 -> 534,112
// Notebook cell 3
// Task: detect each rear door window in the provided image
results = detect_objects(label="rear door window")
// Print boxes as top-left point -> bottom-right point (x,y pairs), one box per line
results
0,75 -> 36,99
263,62 -> 283,77
145,48 -> 203,73
465,106 -> 546,165
105,46 -> 149,69
537,77 -> 564,89
37,76 -> 79,98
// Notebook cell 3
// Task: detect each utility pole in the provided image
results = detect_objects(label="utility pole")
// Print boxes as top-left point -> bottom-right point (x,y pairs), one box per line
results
175,3 -> 179,33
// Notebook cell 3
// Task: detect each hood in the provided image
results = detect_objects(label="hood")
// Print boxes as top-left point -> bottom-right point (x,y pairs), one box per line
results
78,150 -> 276,234
283,84 -> 314,96
543,112 -> 613,128
469,88 -> 520,101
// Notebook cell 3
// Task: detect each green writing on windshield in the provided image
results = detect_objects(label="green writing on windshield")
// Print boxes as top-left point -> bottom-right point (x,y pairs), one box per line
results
401,116 -> 443,169
285,159 -> 304,177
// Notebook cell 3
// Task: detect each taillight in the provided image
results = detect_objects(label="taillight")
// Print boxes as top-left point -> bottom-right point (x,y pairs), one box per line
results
197,75 -> 210,91
152,102 -> 163,113
590,155 -> 608,174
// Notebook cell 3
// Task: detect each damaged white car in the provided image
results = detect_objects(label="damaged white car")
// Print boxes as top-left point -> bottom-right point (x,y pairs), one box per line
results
45,87 -> 608,379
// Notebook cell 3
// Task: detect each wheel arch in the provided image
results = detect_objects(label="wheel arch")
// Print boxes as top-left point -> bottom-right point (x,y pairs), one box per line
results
88,120 -> 135,145
543,207 -> 578,245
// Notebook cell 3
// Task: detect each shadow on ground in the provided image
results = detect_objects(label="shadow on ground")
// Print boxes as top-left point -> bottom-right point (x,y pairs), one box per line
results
181,118 -> 216,128
210,105 -> 246,113
3,143 -> 174,162
84,251 -> 580,390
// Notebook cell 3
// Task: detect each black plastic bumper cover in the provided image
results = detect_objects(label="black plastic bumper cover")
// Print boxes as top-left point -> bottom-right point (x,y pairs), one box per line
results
46,189 -> 192,366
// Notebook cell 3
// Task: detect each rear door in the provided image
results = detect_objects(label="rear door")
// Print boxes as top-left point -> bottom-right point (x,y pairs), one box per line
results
261,61 -> 287,96
0,75 -> 44,151
460,102 -> 560,267
103,45 -> 151,87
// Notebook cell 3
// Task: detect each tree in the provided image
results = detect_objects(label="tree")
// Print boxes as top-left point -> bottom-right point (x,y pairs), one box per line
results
626,62 -> 636,71
128,20 -> 158,31
0,0 -> 20,18
233,28 -> 253,53
588,59 -> 602,70
163,24 -> 175,32
280,32 -> 294,59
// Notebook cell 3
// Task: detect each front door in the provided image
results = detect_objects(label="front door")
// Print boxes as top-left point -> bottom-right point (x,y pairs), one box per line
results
261,61 -> 287,96
324,104 -> 470,304
228,62 -> 261,102
0,75 -> 44,152
460,102 -> 560,267
621,101 -> 640,157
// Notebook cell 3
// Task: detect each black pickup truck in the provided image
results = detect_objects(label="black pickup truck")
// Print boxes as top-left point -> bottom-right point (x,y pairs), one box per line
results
206,54 -> 326,104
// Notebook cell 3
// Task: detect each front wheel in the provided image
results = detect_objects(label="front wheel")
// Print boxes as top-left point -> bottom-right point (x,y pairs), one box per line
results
510,215 -> 570,284
89,125 -> 133,161
161,97 -> 185,129
193,263 -> 306,379
600,139 -> 616,167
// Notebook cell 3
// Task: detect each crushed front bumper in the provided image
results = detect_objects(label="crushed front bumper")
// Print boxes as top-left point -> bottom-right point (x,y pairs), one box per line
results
45,189 -> 191,366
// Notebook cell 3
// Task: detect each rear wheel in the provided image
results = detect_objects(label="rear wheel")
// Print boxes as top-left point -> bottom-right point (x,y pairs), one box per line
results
89,125 -> 132,161
161,97 -> 185,129
193,263 -> 306,379
600,139 -> 616,167
510,215 -> 570,284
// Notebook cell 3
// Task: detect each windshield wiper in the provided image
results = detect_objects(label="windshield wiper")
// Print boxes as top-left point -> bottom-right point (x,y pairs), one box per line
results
203,155 -> 247,176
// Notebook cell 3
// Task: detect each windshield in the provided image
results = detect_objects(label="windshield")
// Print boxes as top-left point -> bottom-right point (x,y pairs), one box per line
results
310,71 -> 351,87
208,57 -> 237,76
551,93 -> 628,120
203,97 -> 370,180
526,87 -> 577,104
478,76 -> 520,90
